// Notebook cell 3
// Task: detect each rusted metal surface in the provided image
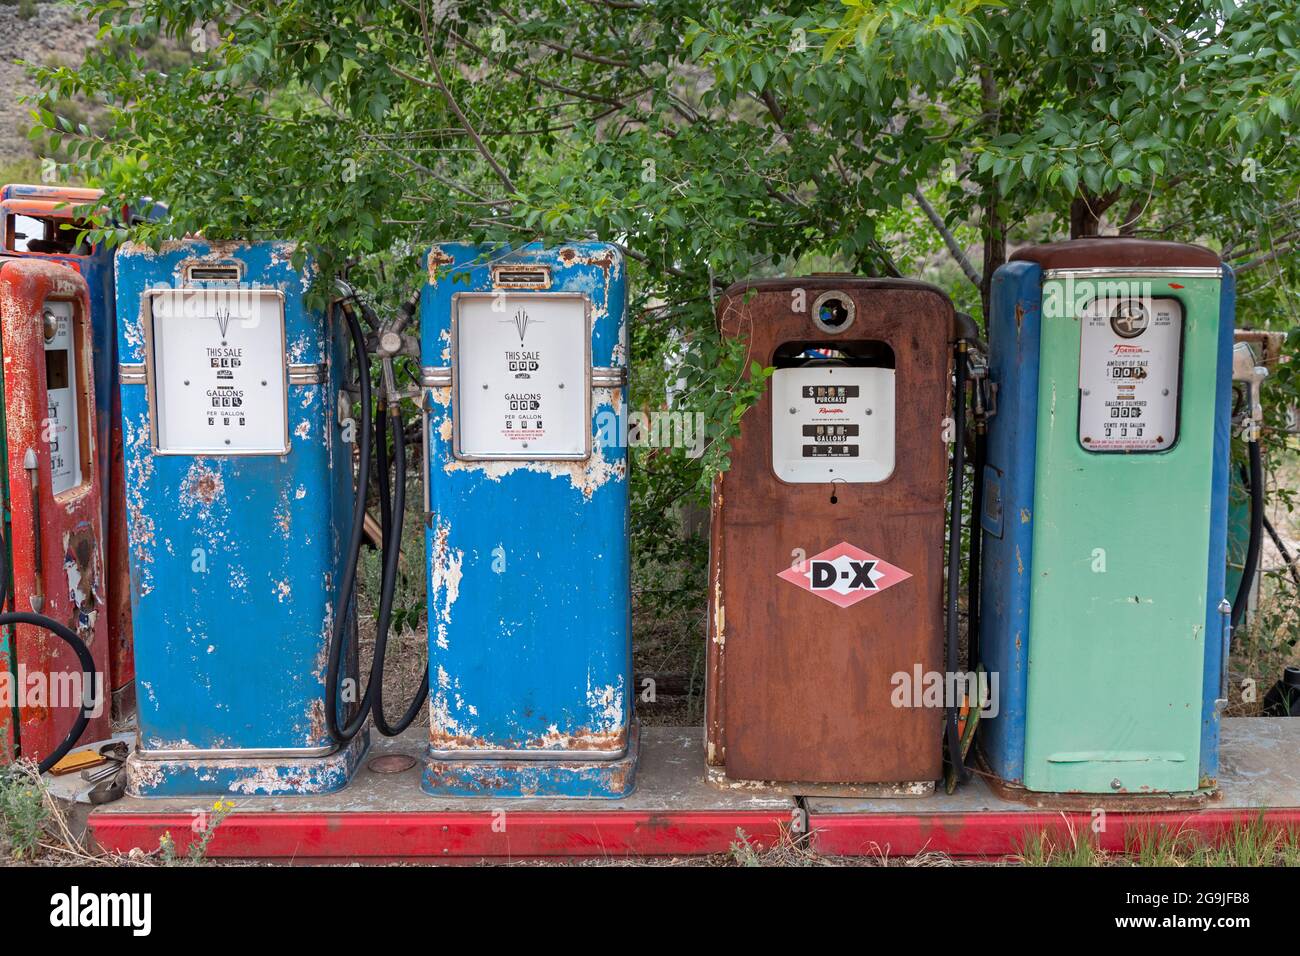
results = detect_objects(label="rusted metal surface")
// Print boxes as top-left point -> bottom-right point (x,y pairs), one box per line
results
0,185 -> 136,720
368,753 -> 418,774
707,276 -> 954,785
0,257 -> 111,762
125,733 -> 369,798
1010,236 -> 1222,270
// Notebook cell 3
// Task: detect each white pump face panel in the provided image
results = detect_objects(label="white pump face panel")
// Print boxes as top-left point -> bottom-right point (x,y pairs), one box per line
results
770,365 -> 896,483
452,292 -> 591,460
1077,296 -> 1183,452
42,299 -> 82,495
146,288 -> 289,455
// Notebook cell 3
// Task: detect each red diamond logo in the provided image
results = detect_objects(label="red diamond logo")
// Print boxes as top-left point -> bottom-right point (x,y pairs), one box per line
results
777,541 -> 912,608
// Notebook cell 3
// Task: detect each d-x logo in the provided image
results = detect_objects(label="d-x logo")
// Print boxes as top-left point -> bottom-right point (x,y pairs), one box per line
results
778,541 -> 910,608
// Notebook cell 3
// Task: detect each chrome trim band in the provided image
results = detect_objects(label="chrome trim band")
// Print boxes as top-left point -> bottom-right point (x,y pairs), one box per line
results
134,743 -> 339,761
591,366 -> 628,387
421,366 -> 452,387
421,391 -> 432,522
119,363 -> 146,385
428,745 -> 628,763
1043,267 -> 1224,280
287,362 -> 325,385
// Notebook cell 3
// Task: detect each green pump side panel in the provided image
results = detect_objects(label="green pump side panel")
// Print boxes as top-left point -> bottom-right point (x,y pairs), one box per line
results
1023,276 -> 1222,794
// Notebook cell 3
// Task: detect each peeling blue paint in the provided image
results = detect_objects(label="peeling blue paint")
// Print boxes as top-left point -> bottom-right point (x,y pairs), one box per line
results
117,239 -> 365,797
420,243 -> 635,798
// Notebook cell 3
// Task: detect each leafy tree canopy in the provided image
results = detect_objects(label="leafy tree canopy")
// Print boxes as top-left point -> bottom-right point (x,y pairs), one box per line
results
29,0 -> 1300,562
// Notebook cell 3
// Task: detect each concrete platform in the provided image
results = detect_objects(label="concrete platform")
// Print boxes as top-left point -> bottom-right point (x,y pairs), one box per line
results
85,719 -> 1300,860
806,718 -> 1300,857
88,726 -> 795,860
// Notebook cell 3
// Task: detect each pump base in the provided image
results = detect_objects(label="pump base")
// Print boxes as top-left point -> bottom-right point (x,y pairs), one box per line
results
422,720 -> 639,798
125,731 -> 370,798
981,773 -> 1213,810
706,765 -> 935,798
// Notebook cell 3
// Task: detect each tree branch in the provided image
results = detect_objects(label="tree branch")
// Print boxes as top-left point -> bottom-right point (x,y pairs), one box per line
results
913,188 -> 982,288
1236,240 -> 1300,273
411,2 -> 517,197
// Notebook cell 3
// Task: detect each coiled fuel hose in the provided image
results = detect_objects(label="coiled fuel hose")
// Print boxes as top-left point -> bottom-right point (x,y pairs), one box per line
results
324,294 -> 428,743
0,526 -> 100,774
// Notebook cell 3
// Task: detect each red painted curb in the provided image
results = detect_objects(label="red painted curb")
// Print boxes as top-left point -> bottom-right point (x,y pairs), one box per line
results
808,808 -> 1300,858
88,810 -> 789,860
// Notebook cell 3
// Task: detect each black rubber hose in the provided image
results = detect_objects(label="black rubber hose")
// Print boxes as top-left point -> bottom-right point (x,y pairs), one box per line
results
0,528 -> 99,773
369,413 -> 428,736
0,611 -> 99,775
1232,440 -> 1265,630
369,416 -> 428,738
325,302 -> 376,743
376,398 -> 392,554
946,343 -> 970,782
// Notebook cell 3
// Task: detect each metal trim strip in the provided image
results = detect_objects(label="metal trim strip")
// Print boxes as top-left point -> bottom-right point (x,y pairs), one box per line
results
287,362 -> 325,385
1043,267 -> 1224,280
591,366 -> 627,387
428,745 -> 629,762
134,744 -> 339,761
119,362 -> 146,385
421,366 -> 451,387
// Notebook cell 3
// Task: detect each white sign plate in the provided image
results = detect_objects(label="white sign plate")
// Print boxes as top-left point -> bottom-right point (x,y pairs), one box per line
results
770,365 -> 895,483
148,289 -> 288,455
453,292 -> 590,459
43,300 -> 82,495
1078,296 -> 1182,452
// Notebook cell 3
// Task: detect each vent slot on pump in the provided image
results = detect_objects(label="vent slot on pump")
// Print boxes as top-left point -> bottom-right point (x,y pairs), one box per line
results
185,263 -> 243,283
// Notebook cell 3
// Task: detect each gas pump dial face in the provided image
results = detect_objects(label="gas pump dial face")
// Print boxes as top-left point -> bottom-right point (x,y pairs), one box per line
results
452,291 -> 591,460
147,288 -> 289,455
1077,295 -> 1183,452
770,365 -> 895,483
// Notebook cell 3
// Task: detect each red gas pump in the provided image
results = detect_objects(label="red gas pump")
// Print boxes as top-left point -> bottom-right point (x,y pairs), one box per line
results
0,257 -> 110,766
0,184 -> 133,720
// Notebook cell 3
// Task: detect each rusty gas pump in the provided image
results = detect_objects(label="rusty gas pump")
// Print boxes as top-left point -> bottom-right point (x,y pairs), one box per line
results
0,256 -> 108,770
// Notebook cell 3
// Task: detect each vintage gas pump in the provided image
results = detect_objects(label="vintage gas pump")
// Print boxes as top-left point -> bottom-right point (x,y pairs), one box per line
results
115,240 -> 376,796
2,184 -> 136,718
0,257 -> 108,769
419,243 -> 635,797
706,277 -> 969,791
978,238 -> 1242,796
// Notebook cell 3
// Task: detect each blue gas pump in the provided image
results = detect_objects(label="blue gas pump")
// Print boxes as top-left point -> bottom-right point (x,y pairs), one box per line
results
418,243 -> 636,797
115,240 -> 375,796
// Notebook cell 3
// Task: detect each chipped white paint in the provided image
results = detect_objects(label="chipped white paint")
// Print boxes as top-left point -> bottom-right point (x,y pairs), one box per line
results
429,517 -> 463,651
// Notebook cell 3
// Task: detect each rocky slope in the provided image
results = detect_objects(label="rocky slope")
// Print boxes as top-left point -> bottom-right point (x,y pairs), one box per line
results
0,2 -> 100,168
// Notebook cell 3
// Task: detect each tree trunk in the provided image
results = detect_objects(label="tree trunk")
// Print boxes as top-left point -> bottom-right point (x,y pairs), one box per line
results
981,201 -> 1005,321
1070,190 -> 1121,238
979,66 -> 1006,320
1070,194 -> 1101,238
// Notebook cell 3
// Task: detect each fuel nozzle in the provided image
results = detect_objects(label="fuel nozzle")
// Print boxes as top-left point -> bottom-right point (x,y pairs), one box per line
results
1232,342 -> 1268,443
373,288 -> 422,404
